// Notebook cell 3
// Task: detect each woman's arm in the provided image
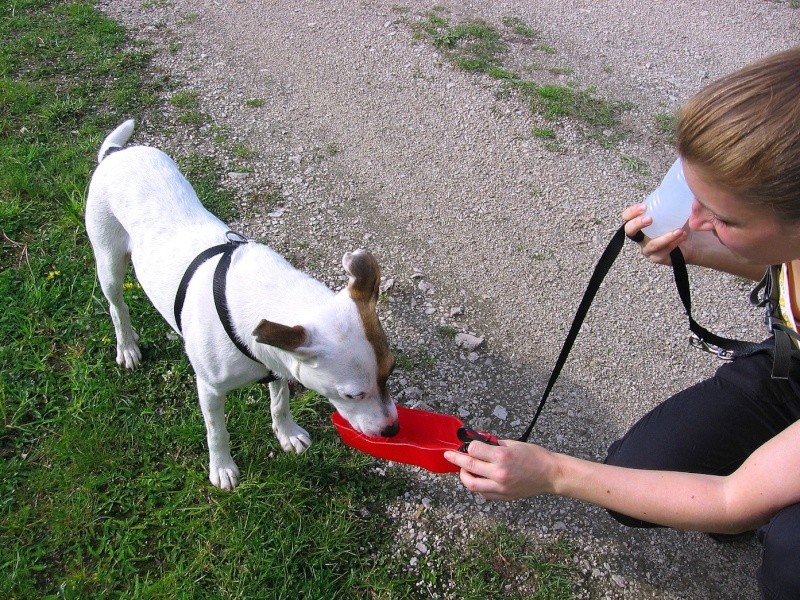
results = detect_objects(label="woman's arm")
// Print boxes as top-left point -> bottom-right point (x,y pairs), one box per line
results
444,419 -> 800,533
623,203 -> 767,281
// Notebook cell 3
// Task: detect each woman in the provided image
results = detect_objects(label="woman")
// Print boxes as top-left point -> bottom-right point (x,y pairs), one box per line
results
444,47 -> 800,599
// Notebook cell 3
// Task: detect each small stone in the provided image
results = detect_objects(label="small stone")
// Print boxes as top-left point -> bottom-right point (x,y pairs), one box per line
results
402,387 -> 423,401
455,333 -> 483,350
493,405 -> 508,420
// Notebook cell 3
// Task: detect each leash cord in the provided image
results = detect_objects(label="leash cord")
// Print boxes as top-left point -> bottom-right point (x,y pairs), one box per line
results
518,225 -> 626,442
517,225 -> 786,442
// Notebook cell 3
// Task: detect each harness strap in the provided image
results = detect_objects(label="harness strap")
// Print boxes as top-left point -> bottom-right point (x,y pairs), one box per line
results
211,244 -> 262,364
174,243 -> 231,334
518,224 -> 798,442
173,232 -> 278,384
670,248 -> 768,356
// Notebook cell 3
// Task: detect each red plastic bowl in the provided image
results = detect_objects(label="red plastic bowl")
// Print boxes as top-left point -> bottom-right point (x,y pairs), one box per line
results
332,404 -> 465,473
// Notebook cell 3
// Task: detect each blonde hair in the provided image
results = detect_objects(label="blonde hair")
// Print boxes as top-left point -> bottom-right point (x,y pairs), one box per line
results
677,46 -> 800,219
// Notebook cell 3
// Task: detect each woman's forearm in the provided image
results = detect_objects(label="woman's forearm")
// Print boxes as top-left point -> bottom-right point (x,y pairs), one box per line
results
551,453 -> 753,533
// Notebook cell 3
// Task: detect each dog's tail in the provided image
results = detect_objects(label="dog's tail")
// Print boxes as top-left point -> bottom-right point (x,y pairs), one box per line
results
97,119 -> 136,163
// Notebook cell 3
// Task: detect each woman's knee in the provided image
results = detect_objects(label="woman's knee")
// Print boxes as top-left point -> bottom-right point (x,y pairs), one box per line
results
757,503 -> 800,600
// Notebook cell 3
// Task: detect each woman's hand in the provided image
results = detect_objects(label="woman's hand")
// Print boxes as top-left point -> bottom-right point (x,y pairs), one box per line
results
622,203 -> 690,266
444,440 -> 558,501
623,202 -> 766,279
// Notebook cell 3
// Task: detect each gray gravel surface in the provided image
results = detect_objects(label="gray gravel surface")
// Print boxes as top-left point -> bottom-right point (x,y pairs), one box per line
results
97,1 -> 799,597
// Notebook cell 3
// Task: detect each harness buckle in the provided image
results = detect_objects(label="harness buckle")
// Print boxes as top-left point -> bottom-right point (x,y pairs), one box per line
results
225,230 -> 250,245
688,333 -> 735,361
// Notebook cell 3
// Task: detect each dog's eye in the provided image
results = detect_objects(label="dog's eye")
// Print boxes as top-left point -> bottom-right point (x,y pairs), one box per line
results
344,392 -> 365,400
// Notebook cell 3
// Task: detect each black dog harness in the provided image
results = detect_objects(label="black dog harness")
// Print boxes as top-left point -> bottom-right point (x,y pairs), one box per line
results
173,231 -> 278,384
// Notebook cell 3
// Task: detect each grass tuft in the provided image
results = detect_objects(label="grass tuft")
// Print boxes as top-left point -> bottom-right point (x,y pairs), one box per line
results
413,14 -> 629,145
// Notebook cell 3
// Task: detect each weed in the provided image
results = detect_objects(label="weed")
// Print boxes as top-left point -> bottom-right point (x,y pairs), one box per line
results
393,347 -> 436,371
621,154 -> 650,175
532,127 -> 556,140
177,110 -> 210,125
534,43 -> 557,54
437,325 -> 459,338
245,97 -> 265,107
414,13 -> 629,144
654,111 -> 677,143
169,89 -> 199,109
232,142 -> 255,159
502,15 -> 537,38
549,66 -> 575,76
419,15 -> 508,76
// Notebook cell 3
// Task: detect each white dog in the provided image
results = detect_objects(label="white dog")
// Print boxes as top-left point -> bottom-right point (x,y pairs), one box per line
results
85,120 -> 399,490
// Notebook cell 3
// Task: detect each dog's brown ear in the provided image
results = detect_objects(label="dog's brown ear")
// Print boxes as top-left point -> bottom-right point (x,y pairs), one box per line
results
253,320 -> 307,351
342,249 -> 380,303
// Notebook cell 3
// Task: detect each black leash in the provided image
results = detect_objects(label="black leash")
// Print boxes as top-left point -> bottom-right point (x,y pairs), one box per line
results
173,231 -> 278,383
519,225 -> 626,442
518,224 -> 794,443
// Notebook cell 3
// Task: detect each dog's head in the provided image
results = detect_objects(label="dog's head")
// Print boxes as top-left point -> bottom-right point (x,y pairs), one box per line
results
252,249 -> 399,438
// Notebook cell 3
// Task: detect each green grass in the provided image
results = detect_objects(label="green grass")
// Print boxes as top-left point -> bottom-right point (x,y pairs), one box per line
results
169,89 -> 200,109
0,1 -> 576,598
620,154 -> 649,175
502,15 -> 538,38
413,14 -> 630,145
654,111 -> 677,144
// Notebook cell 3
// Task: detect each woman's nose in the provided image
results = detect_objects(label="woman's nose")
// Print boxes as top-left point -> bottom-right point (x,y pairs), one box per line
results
687,199 -> 714,231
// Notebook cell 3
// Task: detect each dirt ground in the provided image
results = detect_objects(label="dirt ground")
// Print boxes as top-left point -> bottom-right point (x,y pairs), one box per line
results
98,1 -> 799,597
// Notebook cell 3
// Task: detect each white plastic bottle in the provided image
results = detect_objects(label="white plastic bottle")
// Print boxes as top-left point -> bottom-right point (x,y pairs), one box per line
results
641,158 -> 694,238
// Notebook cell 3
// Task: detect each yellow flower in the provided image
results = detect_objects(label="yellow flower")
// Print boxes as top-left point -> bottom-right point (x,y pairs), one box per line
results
47,270 -> 61,279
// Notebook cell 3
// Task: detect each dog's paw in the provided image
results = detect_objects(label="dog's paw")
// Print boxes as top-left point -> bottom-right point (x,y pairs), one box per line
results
273,422 -> 311,454
209,456 -> 240,491
115,333 -> 142,369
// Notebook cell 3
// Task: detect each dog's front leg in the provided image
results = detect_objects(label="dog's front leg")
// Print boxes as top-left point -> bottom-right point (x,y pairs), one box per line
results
197,379 -> 240,490
269,379 -> 311,453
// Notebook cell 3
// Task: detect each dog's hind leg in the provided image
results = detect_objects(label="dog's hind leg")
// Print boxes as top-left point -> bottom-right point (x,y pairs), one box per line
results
269,379 -> 311,453
87,217 -> 142,369
197,379 -> 240,490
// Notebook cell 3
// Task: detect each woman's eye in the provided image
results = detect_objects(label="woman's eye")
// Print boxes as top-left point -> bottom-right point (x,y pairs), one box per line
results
711,215 -> 729,229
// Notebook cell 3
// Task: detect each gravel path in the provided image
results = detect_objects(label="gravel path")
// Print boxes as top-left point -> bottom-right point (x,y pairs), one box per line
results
97,1 -> 798,597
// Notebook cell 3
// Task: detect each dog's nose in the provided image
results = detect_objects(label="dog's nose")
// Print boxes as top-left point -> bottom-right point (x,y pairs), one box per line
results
380,422 -> 400,438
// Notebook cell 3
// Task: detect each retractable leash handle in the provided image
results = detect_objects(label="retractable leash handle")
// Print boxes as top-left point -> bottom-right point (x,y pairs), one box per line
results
456,425 -> 500,452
